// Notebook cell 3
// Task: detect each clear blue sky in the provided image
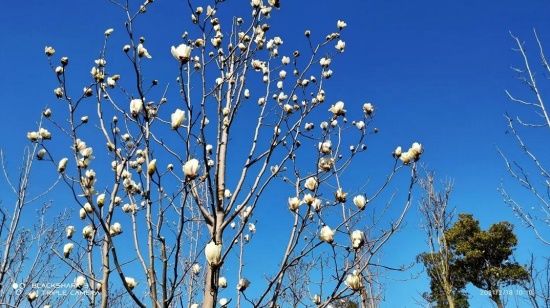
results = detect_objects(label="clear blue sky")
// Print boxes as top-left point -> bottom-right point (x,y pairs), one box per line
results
1,0 -> 549,307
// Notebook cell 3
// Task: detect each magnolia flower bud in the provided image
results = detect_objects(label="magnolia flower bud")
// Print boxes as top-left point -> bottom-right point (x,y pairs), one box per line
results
137,43 -> 152,58
351,230 -> 365,249
171,44 -> 192,63
123,44 -> 131,52
125,277 -> 137,289
335,40 -> 346,52
66,225 -> 75,239
393,146 -> 402,158
319,225 -> 335,243
192,263 -> 201,275
218,276 -> 228,288
355,121 -> 365,130
36,149 -> 46,160
353,195 -> 367,210
105,28 -> 114,36
219,298 -> 229,307
75,275 -> 86,289
248,223 -> 256,233
329,101 -> 346,116
79,208 -> 87,220
205,241 -> 222,266
27,291 -> 38,302
237,278 -> 250,292
183,159 -> 200,179
281,56 -> 290,65
346,271 -> 362,291
63,243 -> 74,258
304,177 -> 318,191
288,197 -> 300,211
147,159 -> 157,176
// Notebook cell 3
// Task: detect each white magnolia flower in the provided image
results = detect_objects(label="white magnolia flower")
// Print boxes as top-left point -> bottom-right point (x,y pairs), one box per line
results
353,195 -> 367,210
318,140 -> 332,154
27,291 -> 38,302
104,28 -> 114,36
319,225 -> 335,243
79,208 -> 87,220
303,193 -> 315,205
82,225 -> 95,240
171,109 -> 186,130
44,46 -> 55,56
411,142 -> 423,156
337,20 -> 347,30
319,57 -> 331,67
219,298 -> 229,307
237,278 -> 250,291
75,275 -> 86,289
192,263 -> 201,275
351,230 -> 365,249
224,189 -> 232,198
288,197 -> 300,211
281,56 -> 290,65
171,44 -> 192,63
83,202 -> 93,213
346,271 -> 362,291
355,121 -> 365,130
218,276 -> 228,288
97,193 -> 106,207
248,223 -> 256,233
130,99 -> 143,117
137,43 -> 152,58
311,198 -> 322,212
329,101 -> 346,116
205,241 -> 222,266
363,103 -> 374,115
304,177 -> 318,191
125,277 -> 137,289
190,304 -> 199,308
109,222 -> 122,236
183,158 -> 200,179
335,188 -> 347,203
335,40 -> 346,52
313,294 -> 322,305
63,243 -> 74,258
66,225 -> 75,239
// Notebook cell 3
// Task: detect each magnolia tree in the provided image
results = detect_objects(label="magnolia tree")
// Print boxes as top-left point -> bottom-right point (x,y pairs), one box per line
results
21,0 -> 423,307
499,31 -> 550,246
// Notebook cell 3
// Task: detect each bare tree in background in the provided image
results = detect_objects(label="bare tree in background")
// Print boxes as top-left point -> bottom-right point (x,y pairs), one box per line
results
18,0 -> 424,307
417,173 -> 467,308
499,30 -> 550,245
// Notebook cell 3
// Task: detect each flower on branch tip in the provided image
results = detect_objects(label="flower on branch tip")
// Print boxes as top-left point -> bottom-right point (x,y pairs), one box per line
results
147,159 -> 157,176
335,40 -> 346,52
337,20 -> 347,30
237,278 -> 250,292
319,225 -> 335,243
66,225 -> 75,239
104,28 -> 114,36
97,193 -> 106,207
363,103 -> 374,116
171,109 -> 185,130
27,291 -> 37,302
109,222 -> 122,236
137,43 -> 152,58
346,271 -> 362,291
205,241 -> 222,266
130,99 -> 143,117
218,276 -> 228,288
304,177 -> 318,191
171,44 -> 192,63
45,46 -> 55,56
192,263 -> 201,275
353,195 -> 367,210
288,197 -> 300,211
351,230 -> 365,249
58,157 -> 68,173
82,225 -> 94,240
125,277 -> 137,289
335,188 -> 347,203
183,158 -> 200,179
63,243 -> 74,258
329,101 -> 346,117
75,276 -> 86,289
318,140 -> 332,154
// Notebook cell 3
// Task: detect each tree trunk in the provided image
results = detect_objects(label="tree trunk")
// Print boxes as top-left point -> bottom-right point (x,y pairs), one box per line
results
490,290 -> 504,308
202,266 -> 219,308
